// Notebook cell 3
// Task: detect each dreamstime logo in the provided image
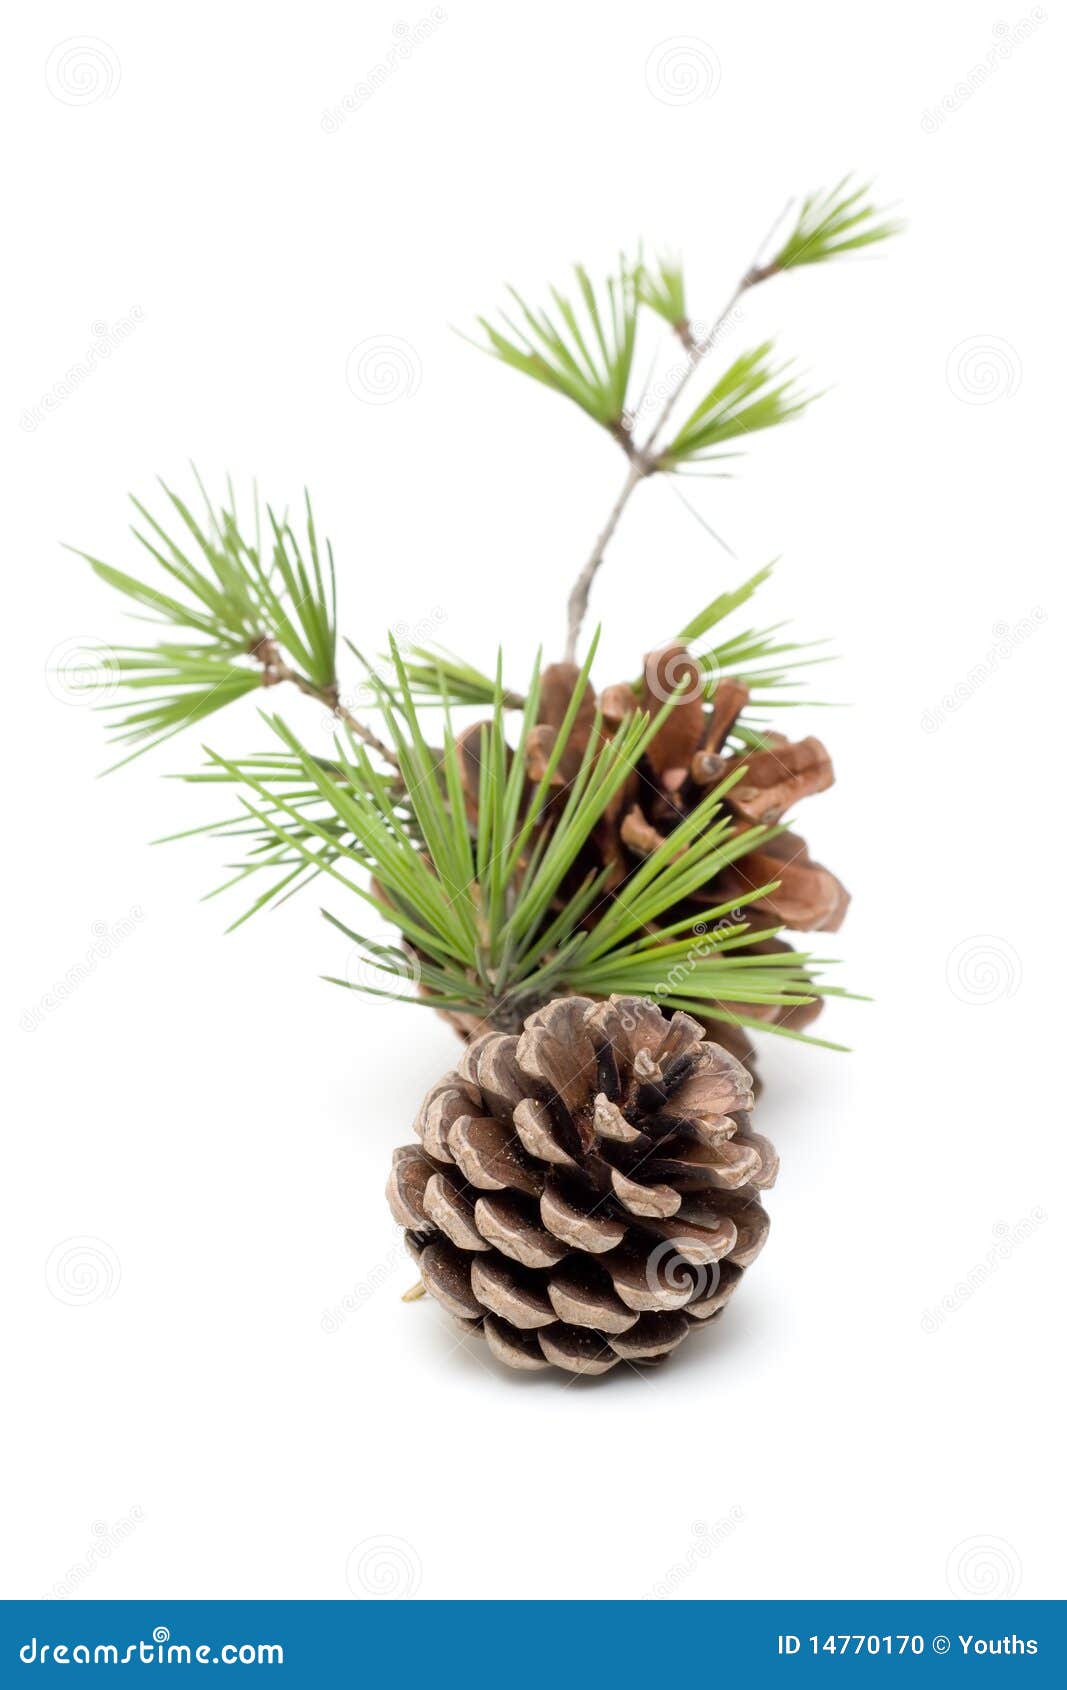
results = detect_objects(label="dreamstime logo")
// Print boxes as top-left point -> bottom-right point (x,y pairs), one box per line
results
321,11 -> 448,133
946,336 -> 1021,404
644,1510 -> 745,1598
644,646 -> 711,706
345,336 -> 422,405
45,1237 -> 122,1306
45,37 -> 121,106
321,1239 -> 408,1332
21,908 -> 146,1032
46,637 -> 121,707
345,1535 -> 422,1598
946,1535 -> 1022,1597
921,11 -> 1046,132
645,37 -> 721,106
921,1209 -> 1045,1333
343,933 -> 423,1005
945,935 -> 1021,1005
645,1237 -> 717,1305
45,1509 -> 146,1598
920,608 -> 1045,733
20,308 -> 146,431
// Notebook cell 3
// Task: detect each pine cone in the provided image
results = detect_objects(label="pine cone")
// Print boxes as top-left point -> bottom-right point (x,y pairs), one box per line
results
448,649 -> 848,1047
387,996 -> 774,1377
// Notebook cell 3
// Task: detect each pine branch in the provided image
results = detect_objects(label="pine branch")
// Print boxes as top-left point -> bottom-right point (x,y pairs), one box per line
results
70,473 -> 396,769
187,647 -> 843,1042
558,179 -> 900,659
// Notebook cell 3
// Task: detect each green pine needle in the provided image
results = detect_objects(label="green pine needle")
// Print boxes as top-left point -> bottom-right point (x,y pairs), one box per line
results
380,645 -> 523,710
637,255 -> 687,328
769,177 -> 904,272
658,341 -> 818,471
375,563 -> 834,731
185,647 -> 842,1042
469,255 -> 640,431
66,473 -> 339,765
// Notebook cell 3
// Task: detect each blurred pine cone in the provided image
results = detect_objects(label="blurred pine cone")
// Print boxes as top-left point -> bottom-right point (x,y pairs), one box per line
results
388,996 -> 774,1377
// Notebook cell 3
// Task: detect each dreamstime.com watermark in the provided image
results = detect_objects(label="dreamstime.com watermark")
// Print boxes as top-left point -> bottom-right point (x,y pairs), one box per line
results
20,310 -> 145,432
18,1628 -> 283,1667
345,1535 -> 422,1598
645,38 -> 722,106
921,11 -> 1046,132
341,935 -> 423,1009
324,608 -> 446,728
643,1510 -> 745,1598
622,303 -> 746,434
345,335 -> 423,404
945,935 -> 1021,1006
921,1209 -> 1046,1333
44,1509 -> 146,1599
946,335 -> 1022,404
47,637 -> 121,707
321,12 -> 447,133
45,1237 -> 122,1307
650,914 -> 745,1002
21,909 -> 146,1033
920,609 -> 1045,733
45,37 -> 121,105
321,1239 -> 409,1332
946,1535 -> 1023,1597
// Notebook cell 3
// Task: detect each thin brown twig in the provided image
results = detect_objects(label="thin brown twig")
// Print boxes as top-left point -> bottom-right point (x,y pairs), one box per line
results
561,240 -> 783,664
249,636 -> 400,767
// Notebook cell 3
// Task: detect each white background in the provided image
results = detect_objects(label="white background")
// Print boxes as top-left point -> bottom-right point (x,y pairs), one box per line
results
3,1 -> 1062,1602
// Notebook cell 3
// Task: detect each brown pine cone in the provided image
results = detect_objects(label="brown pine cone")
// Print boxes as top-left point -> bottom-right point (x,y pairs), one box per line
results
430,996 -> 763,1097
611,650 -> 848,942
451,649 -> 848,1048
387,996 -> 774,1377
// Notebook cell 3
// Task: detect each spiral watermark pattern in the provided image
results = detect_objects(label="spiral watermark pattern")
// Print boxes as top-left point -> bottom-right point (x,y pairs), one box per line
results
45,38 -> 121,106
945,935 -> 1021,1005
946,336 -> 1021,405
643,646 -> 709,707
946,1535 -> 1022,1598
344,933 -> 423,1005
345,336 -> 422,404
45,1237 -> 122,1306
645,1237 -> 717,1303
345,1535 -> 422,1598
46,637 -> 121,707
645,37 -> 721,106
